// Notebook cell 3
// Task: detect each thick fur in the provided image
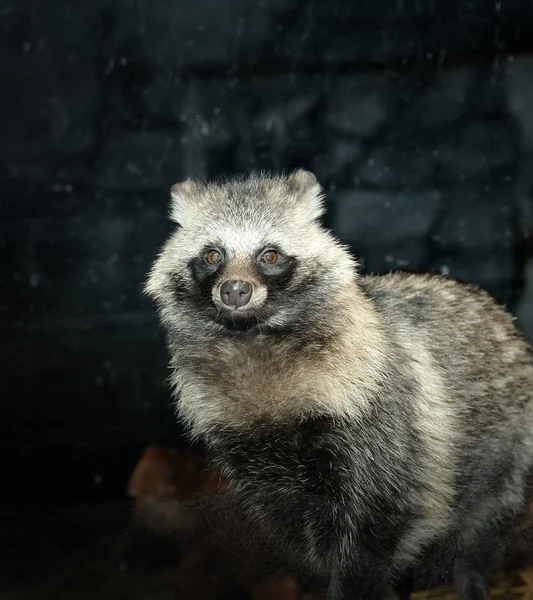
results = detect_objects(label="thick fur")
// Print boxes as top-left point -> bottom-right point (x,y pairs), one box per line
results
145,170 -> 533,600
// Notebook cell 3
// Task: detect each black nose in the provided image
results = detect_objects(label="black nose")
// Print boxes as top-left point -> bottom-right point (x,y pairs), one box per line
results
220,280 -> 253,308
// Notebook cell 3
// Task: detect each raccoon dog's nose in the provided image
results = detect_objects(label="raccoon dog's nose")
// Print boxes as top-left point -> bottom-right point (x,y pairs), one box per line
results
220,280 -> 252,309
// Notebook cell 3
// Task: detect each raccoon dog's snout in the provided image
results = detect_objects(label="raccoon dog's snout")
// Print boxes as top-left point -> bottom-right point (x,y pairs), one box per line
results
220,280 -> 253,309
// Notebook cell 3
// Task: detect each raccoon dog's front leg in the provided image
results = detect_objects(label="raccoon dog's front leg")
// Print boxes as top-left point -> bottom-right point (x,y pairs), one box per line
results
326,555 -> 396,600
392,570 -> 415,600
453,523 -> 507,600
452,495 -> 526,600
453,558 -> 491,600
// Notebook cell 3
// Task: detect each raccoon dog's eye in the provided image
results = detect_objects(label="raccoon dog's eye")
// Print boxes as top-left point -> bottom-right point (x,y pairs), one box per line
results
262,250 -> 278,265
206,249 -> 222,265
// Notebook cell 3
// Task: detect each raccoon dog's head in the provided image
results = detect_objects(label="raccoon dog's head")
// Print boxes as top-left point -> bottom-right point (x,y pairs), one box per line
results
145,169 -> 356,335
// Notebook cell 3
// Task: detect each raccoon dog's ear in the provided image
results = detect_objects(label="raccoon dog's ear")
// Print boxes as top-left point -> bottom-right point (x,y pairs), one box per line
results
286,169 -> 325,222
169,179 -> 199,227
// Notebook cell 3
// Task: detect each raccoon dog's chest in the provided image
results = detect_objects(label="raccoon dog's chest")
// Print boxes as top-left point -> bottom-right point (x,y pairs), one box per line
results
214,417 -> 345,495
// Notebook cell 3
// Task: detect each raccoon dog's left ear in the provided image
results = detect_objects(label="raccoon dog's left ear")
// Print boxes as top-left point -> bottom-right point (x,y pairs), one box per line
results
287,169 -> 325,222
169,179 -> 199,227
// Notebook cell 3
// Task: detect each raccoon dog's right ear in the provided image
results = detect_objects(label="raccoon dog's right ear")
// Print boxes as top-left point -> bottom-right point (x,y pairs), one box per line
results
169,179 -> 198,227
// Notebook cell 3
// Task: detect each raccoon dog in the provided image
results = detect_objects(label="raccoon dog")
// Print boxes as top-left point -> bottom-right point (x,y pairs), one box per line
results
145,169 -> 533,600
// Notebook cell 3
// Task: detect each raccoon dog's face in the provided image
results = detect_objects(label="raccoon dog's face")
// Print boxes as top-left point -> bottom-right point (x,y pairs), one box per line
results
146,170 -> 355,335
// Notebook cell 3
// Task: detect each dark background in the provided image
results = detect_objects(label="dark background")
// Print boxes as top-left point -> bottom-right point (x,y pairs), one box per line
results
2,0 -> 533,513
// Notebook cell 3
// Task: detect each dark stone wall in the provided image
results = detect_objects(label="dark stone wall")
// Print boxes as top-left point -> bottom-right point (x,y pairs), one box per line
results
2,0 -> 533,503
